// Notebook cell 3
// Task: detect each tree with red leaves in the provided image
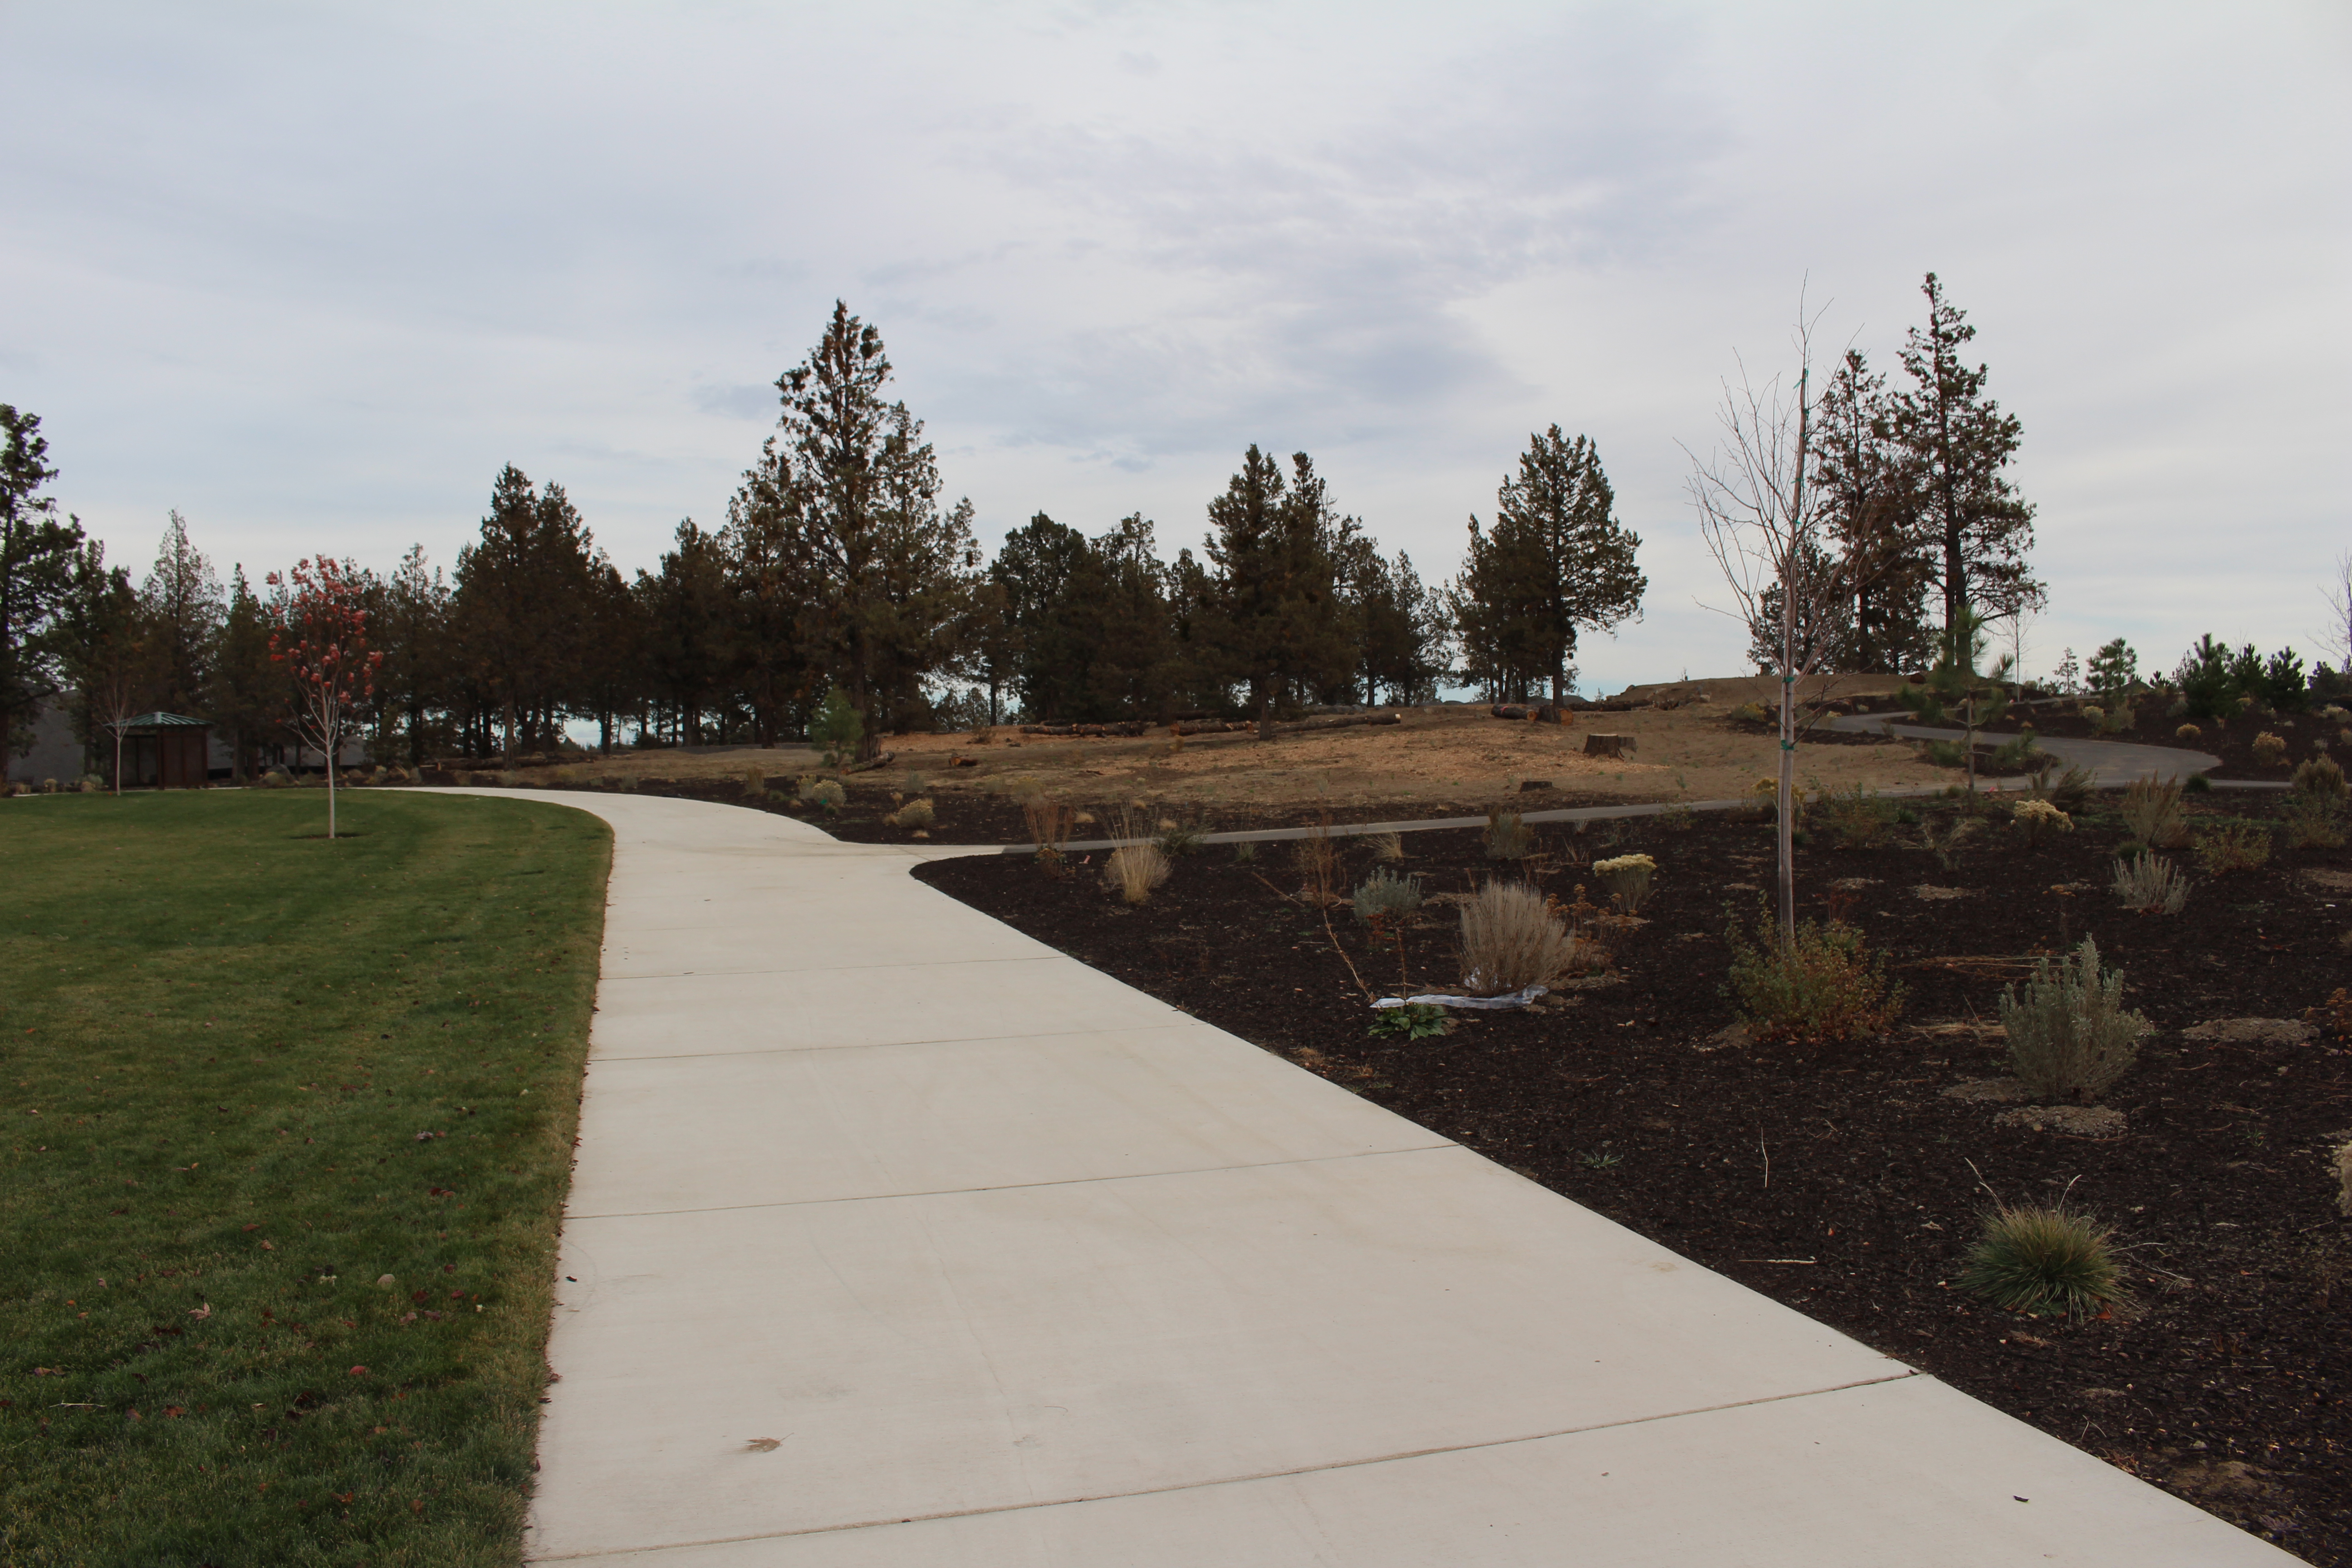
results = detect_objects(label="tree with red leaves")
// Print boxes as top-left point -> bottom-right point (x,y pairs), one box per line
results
267,557 -> 382,840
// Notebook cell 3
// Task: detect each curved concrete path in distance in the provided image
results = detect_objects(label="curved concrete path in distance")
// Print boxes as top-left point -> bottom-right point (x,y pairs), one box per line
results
446,788 -> 2291,1566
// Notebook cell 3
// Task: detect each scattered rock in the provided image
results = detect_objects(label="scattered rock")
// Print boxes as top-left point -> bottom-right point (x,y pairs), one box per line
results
1695,1022 -> 1749,1053
1913,885 -> 1974,902
1519,779 -> 1554,793
2078,1387 -> 2129,1401
1945,1077 -> 2033,1103
2181,1018 -> 2318,1047
1830,877 -> 1880,891
1995,1104 -> 2128,1137
2169,1458 -> 2280,1503
2301,867 -> 2352,892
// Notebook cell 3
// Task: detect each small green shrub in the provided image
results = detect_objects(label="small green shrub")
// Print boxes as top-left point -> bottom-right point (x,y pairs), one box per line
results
1731,700 -> 1771,725
1592,853 -> 1656,914
1819,782 -> 1895,849
1483,811 -> 1536,861
1998,935 -> 2150,1100
2184,772 -> 2211,792
2111,853 -> 2190,915
1724,913 -> 1904,1045
2282,793 -> 2346,850
2193,817 -> 2271,874
1369,1002 -> 1448,1040
1988,732 -> 2040,772
1232,840 -> 1258,862
1154,819 -> 1205,857
1960,1205 -> 2129,1318
2028,761 -> 2096,813
808,686 -> 864,768
1352,867 -> 1424,925
2292,755 -> 2348,801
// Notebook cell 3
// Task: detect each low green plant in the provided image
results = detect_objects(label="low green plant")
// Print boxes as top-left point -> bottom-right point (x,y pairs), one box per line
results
1724,911 -> 1903,1044
1988,732 -> 2041,772
2193,817 -> 2271,874
2027,760 -> 2096,813
1232,840 -> 1258,862
1918,812 -> 1981,871
1959,1203 -> 2130,1318
1154,819 -> 1206,857
1483,810 -> 1536,860
1819,781 -> 1895,849
1998,935 -> 2151,1100
1368,1002 -> 1447,1040
808,685 -> 864,768
2282,793 -> 2346,849
1352,867 -> 1425,925
1579,1145 -> 1623,1171
2184,772 -> 2212,792
1592,852 -> 1656,914
2111,853 -> 2190,915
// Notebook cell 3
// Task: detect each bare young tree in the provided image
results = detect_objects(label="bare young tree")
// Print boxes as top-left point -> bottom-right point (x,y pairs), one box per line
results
1688,309 -> 1861,945
2322,549 -> 2352,676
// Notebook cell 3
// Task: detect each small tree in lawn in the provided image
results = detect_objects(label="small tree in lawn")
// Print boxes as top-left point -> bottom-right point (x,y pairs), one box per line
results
268,557 -> 382,839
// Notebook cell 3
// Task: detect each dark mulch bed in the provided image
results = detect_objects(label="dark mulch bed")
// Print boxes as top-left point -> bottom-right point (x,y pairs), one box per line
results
916,791 -> 2352,1563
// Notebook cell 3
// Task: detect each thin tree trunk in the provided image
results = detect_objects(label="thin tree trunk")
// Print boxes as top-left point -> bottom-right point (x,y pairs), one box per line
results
1257,680 -> 1276,741
325,712 -> 338,840
1777,364 -> 1811,949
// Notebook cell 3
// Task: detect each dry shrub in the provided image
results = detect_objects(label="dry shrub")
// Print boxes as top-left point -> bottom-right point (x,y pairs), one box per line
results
1998,936 -> 2150,1101
2337,1142 -> 2352,1217
1592,853 -> 1656,914
1293,822 -> 1341,903
2251,731 -> 2289,768
2193,817 -> 2272,875
1102,842 -> 1171,904
2110,853 -> 2190,915
2176,723 -> 2203,742
1725,915 -> 1903,1045
1023,793 -> 1073,851
1458,880 -> 1578,995
2293,755 -> 2348,801
2120,775 -> 2186,849
2283,794 -> 2347,850
740,763 -> 767,796
895,797 -> 936,829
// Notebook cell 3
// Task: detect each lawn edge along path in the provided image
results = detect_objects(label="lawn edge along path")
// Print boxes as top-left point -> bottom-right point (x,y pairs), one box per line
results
1,789 -> 610,1568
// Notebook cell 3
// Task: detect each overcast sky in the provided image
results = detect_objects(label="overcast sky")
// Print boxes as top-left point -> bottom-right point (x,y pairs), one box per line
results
6,1 -> 2347,693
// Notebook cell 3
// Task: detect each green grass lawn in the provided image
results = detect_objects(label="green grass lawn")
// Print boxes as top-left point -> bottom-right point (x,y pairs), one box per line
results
1,788 -> 610,1566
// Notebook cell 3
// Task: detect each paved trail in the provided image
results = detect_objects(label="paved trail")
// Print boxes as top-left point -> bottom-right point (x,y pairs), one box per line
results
442,788 -> 2287,1566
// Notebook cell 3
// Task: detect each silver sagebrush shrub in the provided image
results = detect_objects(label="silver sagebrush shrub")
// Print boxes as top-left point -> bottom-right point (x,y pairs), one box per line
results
1998,936 -> 2151,1101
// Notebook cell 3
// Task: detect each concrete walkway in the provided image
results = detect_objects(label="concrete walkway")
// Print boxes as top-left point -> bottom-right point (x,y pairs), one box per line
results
456,788 -> 2291,1565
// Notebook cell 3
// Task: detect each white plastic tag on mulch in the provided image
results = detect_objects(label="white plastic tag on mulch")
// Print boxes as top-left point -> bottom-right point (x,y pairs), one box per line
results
1372,986 -> 1548,1011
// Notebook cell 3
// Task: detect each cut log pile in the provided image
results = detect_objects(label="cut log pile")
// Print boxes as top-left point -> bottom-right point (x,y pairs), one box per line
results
1582,733 -> 1635,759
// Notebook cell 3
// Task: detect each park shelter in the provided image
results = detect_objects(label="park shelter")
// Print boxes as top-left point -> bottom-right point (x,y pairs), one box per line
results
108,712 -> 212,789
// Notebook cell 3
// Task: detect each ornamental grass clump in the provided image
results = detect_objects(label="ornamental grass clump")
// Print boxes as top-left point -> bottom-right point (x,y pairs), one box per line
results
2119,775 -> 2186,851
1998,935 -> 2150,1101
1102,842 -> 1171,904
1458,880 -> 1579,995
1724,914 -> 1903,1045
1592,853 -> 1656,914
1352,867 -> 1423,925
1483,810 -> 1536,860
2111,853 -> 2190,915
1960,1203 -> 2130,1318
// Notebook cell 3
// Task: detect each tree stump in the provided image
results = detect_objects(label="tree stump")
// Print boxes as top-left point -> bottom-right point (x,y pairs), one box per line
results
1583,733 -> 1635,759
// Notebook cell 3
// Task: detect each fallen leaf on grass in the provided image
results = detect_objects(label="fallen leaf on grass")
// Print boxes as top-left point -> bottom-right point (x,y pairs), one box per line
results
187,1304 -> 212,1320
745,1437 -> 784,1452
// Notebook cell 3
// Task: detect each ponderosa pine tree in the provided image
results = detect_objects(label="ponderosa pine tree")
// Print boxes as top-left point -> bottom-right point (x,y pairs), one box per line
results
1810,351 -> 1933,672
1451,428 -> 1643,706
372,545 -> 452,766
454,466 -> 603,759
0,405 -> 88,758
1201,446 -> 1356,739
1891,274 -> 2038,633
759,303 -> 979,756
207,566 -> 284,780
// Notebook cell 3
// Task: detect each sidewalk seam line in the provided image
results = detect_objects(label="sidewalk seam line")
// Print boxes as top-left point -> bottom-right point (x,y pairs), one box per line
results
560,1141 -> 1462,1220
523,1370 -> 1923,1562
586,1019 -> 1195,1063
